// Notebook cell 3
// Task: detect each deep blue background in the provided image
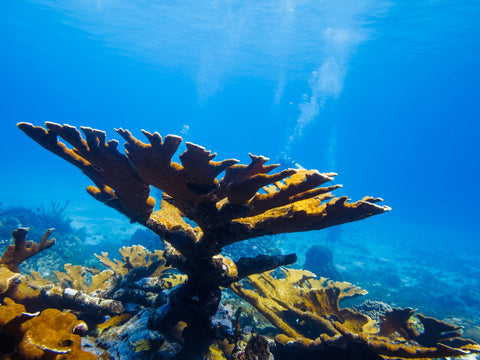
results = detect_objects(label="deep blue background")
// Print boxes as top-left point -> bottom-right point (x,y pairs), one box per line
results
1,1 -> 479,252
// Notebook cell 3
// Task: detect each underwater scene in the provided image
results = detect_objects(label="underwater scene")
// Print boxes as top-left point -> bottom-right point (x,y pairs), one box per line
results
1,1 -> 479,359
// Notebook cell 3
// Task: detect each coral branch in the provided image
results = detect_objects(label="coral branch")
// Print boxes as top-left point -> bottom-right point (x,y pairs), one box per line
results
41,287 -> 124,315
0,228 -> 55,272
17,122 -> 155,223
234,254 -> 297,282
116,128 -> 239,203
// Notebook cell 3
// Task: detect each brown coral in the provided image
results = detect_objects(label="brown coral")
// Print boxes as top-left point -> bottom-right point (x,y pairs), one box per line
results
0,298 -> 96,359
10,261 -> 123,316
18,122 -> 390,357
96,313 -> 132,334
19,308 -> 96,359
0,241 -> 48,307
52,264 -> 115,295
17,122 -> 389,256
0,228 -> 55,273
10,244 -> 182,317
231,268 -> 480,359
0,265 -> 21,295
231,268 -> 373,340
94,245 -> 186,290
0,297 -> 31,327
95,245 -> 165,276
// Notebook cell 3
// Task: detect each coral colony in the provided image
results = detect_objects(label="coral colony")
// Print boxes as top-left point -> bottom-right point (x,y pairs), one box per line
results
0,121 -> 477,359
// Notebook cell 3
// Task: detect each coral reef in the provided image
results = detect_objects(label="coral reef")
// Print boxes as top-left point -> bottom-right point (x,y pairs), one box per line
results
0,228 -> 56,309
0,227 -> 181,359
95,308 -> 180,359
11,122 -> 479,360
0,228 -> 118,316
18,122 -> 390,358
231,268 -> 369,342
22,244 -> 186,315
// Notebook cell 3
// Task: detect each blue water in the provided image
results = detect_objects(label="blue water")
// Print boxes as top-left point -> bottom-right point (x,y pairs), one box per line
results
1,0 -> 479,315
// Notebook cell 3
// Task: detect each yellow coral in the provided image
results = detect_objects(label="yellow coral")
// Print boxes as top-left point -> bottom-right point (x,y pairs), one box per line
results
88,269 -> 116,293
96,313 -> 131,334
231,268 -> 371,339
24,271 -> 54,288
17,122 -> 392,358
0,298 -> 96,359
0,297 -> 27,326
0,264 -> 21,295
231,268 -> 480,358
19,308 -> 94,359
209,342 -> 228,360
0,228 -> 55,273
51,263 -> 115,294
17,122 -> 390,255
54,264 -> 88,292
95,245 -> 165,276
133,340 -> 149,352
95,245 -> 186,289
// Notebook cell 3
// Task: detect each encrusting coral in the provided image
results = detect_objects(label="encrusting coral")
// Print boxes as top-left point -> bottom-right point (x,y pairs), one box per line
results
0,297 -> 34,327
0,265 -> 21,295
0,297 -> 95,359
19,308 -> 93,359
18,121 -> 391,358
